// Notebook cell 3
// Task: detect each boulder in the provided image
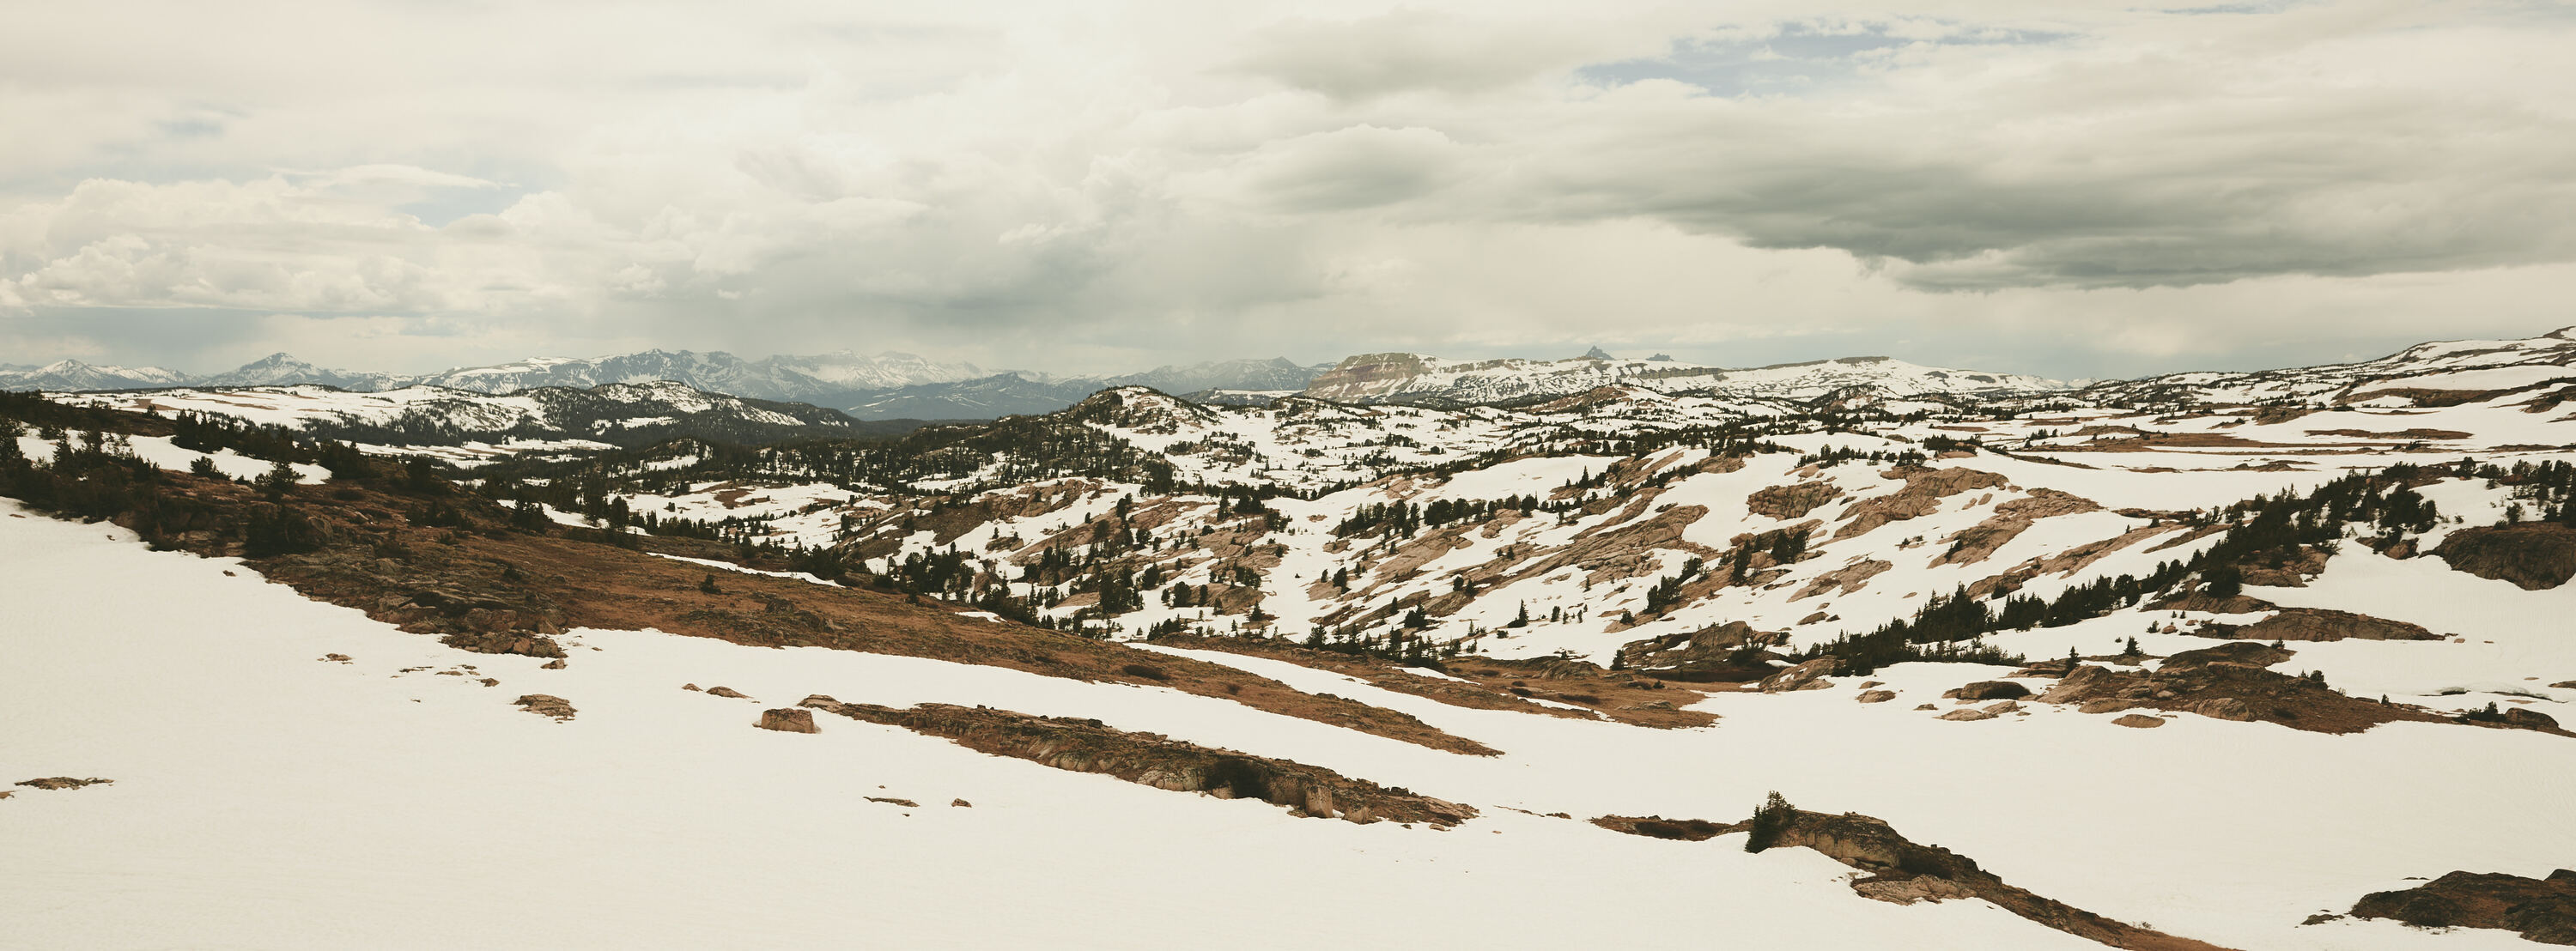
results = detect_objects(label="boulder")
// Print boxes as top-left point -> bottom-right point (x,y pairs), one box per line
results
1856,690 -> 1897,704
2112,714 -> 2166,729
1937,707 -> 1997,722
1947,680 -> 2032,702
2504,707 -> 2561,731
757,708 -> 818,733
1759,657 -> 1837,693
513,694 -> 576,721
706,686 -> 751,700
15,777 -> 112,790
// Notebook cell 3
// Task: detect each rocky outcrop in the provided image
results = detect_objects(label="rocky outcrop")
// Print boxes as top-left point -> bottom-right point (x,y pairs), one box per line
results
799,699 -> 1477,827
1946,681 -> 2032,702
513,694 -> 576,721
705,686 -> 751,699
2433,523 -> 2576,590
756,708 -> 818,733
1595,807 -> 2234,949
1833,466 -> 2008,541
1857,690 -> 1897,703
2208,608 -> 2440,642
1931,488 -> 2103,567
15,777 -> 113,790
2113,714 -> 2167,729
1745,482 -> 1844,521
2351,869 -> 2576,945
1617,621 -> 1783,683
1792,558 -> 1892,600
1757,657 -> 1837,693
2037,644 -> 2449,735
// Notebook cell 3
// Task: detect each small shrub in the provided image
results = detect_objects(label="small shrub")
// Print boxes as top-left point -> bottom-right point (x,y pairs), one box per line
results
1744,791 -> 1795,853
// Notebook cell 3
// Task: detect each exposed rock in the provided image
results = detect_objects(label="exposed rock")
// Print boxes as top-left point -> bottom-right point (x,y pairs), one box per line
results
866,797 -> 920,807
683,683 -> 702,691
1793,558 -> 1893,601
1938,707 -> 1997,722
2113,714 -> 2167,729
540,659 -> 567,669
2351,869 -> 2576,944
1834,467 -> 2009,541
2506,707 -> 2562,731
2208,609 -> 2440,643
1745,482 -> 1844,521
2433,523 -> 2576,591
1757,657 -> 1837,693
756,708 -> 818,733
801,700 -> 1475,827
319,653 -> 351,663
513,694 -> 576,721
951,799 -> 973,808
1618,621 -> 1784,683
2038,649 -> 2450,735
1947,680 -> 2032,702
705,686 -> 751,700
15,777 -> 113,790
1589,815 -> 1728,841
1605,808 -> 2241,950
440,629 -> 568,659
1857,690 -> 1897,704
1930,488 -> 2103,567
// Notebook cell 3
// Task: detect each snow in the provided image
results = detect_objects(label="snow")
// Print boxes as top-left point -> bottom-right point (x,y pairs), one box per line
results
2,500 -> 2109,950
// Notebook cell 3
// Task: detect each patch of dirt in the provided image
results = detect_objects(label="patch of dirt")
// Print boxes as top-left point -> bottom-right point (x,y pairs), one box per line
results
2350,869 -> 2576,944
801,699 -> 1477,827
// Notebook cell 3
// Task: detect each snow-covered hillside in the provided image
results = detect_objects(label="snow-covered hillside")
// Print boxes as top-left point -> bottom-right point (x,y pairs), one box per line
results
1302,350 -> 2069,407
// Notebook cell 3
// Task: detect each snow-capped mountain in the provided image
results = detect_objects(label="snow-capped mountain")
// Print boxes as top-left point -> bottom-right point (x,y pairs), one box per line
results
2082,326 -> 2576,409
760,350 -> 986,392
0,359 -> 196,391
200,353 -> 399,391
840,359 -> 1334,420
1300,351 -> 2069,407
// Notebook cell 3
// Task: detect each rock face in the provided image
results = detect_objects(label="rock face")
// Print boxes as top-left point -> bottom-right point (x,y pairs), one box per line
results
1757,657 -> 1837,693
2433,523 -> 2576,591
2351,869 -> 2576,945
756,708 -> 818,733
799,698 -> 1475,827
513,694 -> 576,721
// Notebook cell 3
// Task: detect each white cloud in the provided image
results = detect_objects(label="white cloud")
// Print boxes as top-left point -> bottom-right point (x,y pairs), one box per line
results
0,0 -> 2570,377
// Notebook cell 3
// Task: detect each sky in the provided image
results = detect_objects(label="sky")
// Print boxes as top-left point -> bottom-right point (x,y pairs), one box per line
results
3,0 -> 2573,381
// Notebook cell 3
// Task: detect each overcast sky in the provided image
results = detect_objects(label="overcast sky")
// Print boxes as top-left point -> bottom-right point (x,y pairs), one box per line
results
4,0 -> 2573,380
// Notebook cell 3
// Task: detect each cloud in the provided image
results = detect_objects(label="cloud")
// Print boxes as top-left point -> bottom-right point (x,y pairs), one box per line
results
0,0 -> 2571,378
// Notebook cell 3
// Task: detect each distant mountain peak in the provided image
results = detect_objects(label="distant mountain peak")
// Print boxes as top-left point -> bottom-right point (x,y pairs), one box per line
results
1582,346 -> 1615,360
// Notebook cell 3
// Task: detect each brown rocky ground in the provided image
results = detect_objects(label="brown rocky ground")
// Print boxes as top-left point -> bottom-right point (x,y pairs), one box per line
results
799,698 -> 1478,827
2350,869 -> 2576,944
2201,608 -> 2441,642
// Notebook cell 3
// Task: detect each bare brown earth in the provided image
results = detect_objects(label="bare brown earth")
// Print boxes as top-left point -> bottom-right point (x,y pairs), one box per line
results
1594,809 -> 2237,951
799,698 -> 1478,827
2349,869 -> 2576,944
2433,522 -> 2576,591
99,469 -> 1499,757
1144,633 -> 1720,729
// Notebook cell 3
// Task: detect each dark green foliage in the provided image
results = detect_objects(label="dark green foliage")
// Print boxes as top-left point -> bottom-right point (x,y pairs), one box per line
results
1744,791 -> 1795,853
